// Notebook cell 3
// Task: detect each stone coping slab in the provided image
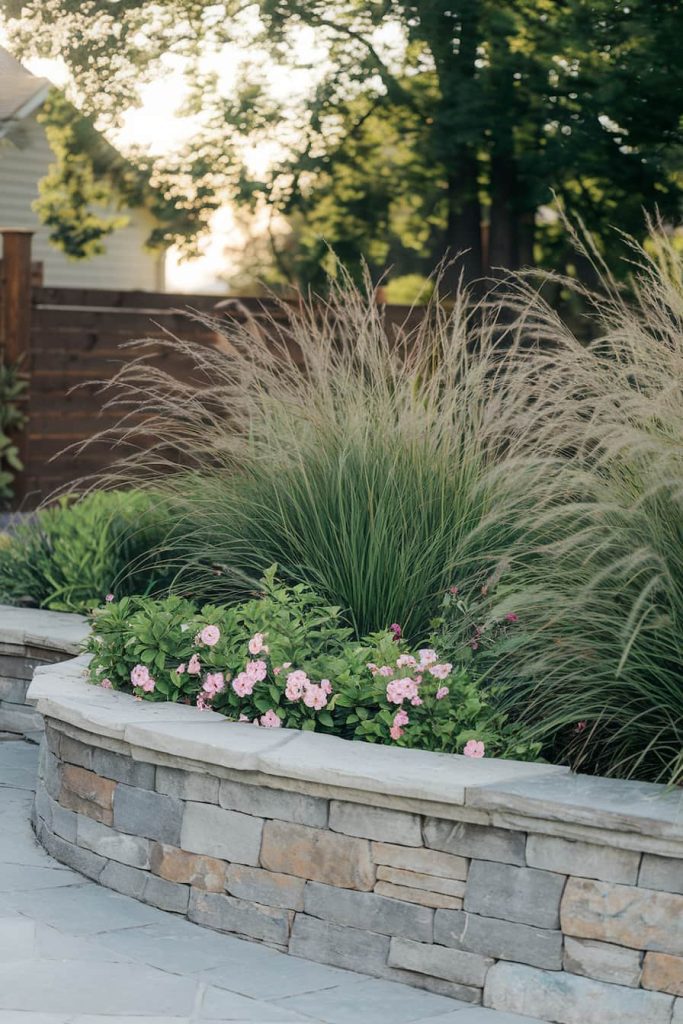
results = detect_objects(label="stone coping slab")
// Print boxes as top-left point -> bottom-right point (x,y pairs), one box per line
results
24,654 -> 683,841
0,603 -> 89,654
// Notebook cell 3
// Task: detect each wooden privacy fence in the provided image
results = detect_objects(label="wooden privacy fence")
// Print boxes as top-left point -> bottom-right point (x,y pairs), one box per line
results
0,229 -> 422,506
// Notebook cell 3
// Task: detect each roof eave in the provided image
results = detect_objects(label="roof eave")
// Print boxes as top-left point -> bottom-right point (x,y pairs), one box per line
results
0,80 -> 50,139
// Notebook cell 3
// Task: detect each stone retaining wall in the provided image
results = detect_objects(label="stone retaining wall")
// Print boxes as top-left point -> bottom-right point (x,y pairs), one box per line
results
0,605 -> 88,739
25,653 -> 683,1024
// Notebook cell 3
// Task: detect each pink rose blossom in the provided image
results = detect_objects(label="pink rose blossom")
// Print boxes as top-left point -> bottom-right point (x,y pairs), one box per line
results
389,723 -> 404,741
200,625 -> 221,647
394,709 -> 409,727
378,665 -> 394,677
232,671 -> 255,697
188,654 -> 201,674
285,670 -> 309,701
105,593 -> 114,603
248,632 -> 269,656
436,686 -> 449,700
303,684 -> 328,710
246,659 -> 267,682
176,663 -> 186,675
396,654 -> 417,669
429,663 -> 452,680
463,739 -> 485,759
418,648 -> 438,666
260,709 -> 282,728
203,672 -> 225,696
130,664 -> 150,688
140,676 -> 156,694
386,677 -> 419,704
101,678 -> 112,689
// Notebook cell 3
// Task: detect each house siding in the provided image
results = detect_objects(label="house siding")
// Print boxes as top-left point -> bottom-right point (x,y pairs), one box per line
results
0,114 -> 165,291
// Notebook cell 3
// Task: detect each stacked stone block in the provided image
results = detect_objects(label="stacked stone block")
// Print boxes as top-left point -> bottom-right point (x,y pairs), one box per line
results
33,718 -> 683,1023
0,644 -> 52,738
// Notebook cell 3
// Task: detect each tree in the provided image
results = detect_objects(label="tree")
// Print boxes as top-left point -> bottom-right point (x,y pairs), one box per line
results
3,0 -> 682,290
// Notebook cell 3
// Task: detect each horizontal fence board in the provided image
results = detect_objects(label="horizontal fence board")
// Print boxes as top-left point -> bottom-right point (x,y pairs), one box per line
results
33,286 -> 295,314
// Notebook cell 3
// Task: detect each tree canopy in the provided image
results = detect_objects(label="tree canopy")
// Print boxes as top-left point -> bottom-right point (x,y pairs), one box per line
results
3,0 -> 682,288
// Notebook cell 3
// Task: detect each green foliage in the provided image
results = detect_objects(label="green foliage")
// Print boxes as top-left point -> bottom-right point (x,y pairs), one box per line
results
4,1 -> 681,285
86,567 -> 538,759
0,358 -> 27,507
0,490 -> 174,612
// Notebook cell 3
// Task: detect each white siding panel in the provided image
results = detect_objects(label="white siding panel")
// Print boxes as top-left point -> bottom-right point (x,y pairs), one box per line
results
0,114 -> 165,291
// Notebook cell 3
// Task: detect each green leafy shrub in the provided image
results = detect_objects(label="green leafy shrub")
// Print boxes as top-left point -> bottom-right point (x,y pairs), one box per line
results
0,358 -> 27,507
86,568 -> 539,760
0,490 -> 174,612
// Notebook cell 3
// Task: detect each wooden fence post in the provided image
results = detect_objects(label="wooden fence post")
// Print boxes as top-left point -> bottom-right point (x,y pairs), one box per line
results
0,228 -> 34,505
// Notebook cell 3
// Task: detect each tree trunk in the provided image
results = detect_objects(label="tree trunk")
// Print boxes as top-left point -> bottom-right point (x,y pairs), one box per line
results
443,152 -> 483,293
489,151 -> 518,274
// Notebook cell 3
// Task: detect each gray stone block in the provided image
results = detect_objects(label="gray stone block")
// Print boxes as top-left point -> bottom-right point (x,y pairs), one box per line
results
42,747 -> 61,801
188,889 -> 292,947
329,800 -> 422,845
434,909 -> 563,970
49,797 -> 78,844
113,784 -> 183,845
527,834 -> 640,884
0,676 -> 28,703
465,860 -> 565,929
40,826 -> 106,881
181,802 -> 263,866
226,864 -> 305,911
383,966 -> 481,1004
303,881 -> 433,941
388,936 -> 493,986
289,914 -> 391,976
219,779 -> 328,827
92,747 -> 156,790
639,854 -> 683,895
43,722 -> 62,756
0,702 -> 42,734
674,996 -> 683,1024
424,818 -> 525,866
156,765 -> 219,803
484,961 -> 674,1024
100,859 -> 147,899
59,734 -> 94,771
77,815 -> 152,869
33,782 -> 52,829
564,936 -> 643,988
143,873 -> 189,914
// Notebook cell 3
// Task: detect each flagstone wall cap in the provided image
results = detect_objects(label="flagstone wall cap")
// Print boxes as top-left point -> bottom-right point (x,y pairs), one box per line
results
0,603 -> 88,654
23,652 -> 683,838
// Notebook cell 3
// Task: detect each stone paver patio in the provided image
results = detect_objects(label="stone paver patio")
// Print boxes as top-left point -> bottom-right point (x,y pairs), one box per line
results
0,738 -> 545,1024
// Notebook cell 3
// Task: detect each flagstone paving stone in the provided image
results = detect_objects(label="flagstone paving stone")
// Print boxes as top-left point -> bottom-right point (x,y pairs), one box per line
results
0,739 -> 546,1024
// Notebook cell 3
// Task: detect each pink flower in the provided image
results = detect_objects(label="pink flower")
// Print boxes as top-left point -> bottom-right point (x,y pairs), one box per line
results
320,679 -> 332,695
200,625 -> 221,647
130,664 -> 150,688
390,623 -> 402,640
196,692 -> 211,710
100,678 -> 112,689
246,659 -> 267,682
411,696 -> 423,706
396,654 -> 417,669
389,723 -> 404,741
575,721 -> 587,733
260,709 -> 282,728
232,671 -> 255,697
463,739 -> 485,759
394,708 -> 409,727
386,677 -> 419,704
505,612 -> 519,623
140,676 -> 156,694
429,663 -> 452,680
449,585 -> 459,595
378,665 -> 394,677
285,670 -> 308,701
367,663 -> 378,675
238,713 -> 250,722
436,686 -> 449,700
418,649 -> 438,667
470,641 -> 479,651
273,666 -> 282,676
248,632 -> 268,656
203,672 -> 225,696
176,663 -> 186,675
303,684 -> 328,710
105,593 -> 114,603
188,654 -> 201,675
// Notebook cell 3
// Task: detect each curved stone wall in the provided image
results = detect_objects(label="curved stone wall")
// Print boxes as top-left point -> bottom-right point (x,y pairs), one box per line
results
24,651 -> 683,1024
0,604 -> 88,739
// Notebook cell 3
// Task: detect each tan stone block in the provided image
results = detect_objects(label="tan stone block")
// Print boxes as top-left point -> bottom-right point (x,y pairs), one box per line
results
58,789 -> 113,825
150,843 -> 226,892
375,880 -> 463,910
227,864 -> 305,910
260,820 -> 375,891
377,865 -> 466,898
61,764 -> 115,809
561,877 -> 683,955
372,841 -> 468,881
643,953 -> 683,996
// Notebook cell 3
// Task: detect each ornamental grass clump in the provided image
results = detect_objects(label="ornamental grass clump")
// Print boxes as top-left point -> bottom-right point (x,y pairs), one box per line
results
84,268 -> 536,640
